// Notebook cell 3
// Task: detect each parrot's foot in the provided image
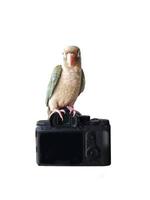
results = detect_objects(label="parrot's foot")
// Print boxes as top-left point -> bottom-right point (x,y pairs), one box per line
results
49,109 -> 66,121
67,106 -> 77,117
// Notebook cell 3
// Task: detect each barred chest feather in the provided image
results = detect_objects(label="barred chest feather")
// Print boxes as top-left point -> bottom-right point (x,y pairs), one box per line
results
51,66 -> 81,108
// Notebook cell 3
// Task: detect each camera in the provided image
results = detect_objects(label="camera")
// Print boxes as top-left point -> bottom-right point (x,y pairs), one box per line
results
35,107 -> 111,166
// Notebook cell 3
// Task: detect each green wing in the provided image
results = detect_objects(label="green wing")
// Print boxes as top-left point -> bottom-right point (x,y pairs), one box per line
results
79,69 -> 85,95
45,65 -> 62,106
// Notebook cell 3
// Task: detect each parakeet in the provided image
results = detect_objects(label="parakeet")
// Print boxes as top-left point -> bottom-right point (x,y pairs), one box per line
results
46,46 -> 85,120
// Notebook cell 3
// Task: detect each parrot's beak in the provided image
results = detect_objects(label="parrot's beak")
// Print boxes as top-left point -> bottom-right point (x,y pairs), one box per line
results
66,53 -> 76,66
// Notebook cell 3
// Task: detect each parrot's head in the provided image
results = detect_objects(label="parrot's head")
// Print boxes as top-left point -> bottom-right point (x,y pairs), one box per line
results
63,46 -> 81,68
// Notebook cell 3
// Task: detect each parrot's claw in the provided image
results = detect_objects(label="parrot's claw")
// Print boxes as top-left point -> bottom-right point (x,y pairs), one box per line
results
49,109 -> 66,121
66,106 -> 77,117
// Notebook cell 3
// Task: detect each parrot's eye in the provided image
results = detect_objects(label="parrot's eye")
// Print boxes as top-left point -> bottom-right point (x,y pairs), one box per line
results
77,51 -> 80,57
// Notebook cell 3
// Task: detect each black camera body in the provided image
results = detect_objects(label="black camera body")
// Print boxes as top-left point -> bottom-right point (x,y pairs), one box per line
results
36,108 -> 111,166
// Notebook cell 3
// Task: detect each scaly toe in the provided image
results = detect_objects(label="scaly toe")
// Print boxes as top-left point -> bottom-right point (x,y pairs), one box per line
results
49,109 -> 66,121
67,106 -> 76,114
72,110 -> 77,117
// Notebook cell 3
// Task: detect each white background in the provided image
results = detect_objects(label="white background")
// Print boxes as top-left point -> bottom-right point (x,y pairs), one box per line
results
0,0 -> 150,199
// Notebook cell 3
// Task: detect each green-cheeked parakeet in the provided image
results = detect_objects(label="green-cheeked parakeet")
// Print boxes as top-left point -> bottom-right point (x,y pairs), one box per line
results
46,46 -> 85,120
